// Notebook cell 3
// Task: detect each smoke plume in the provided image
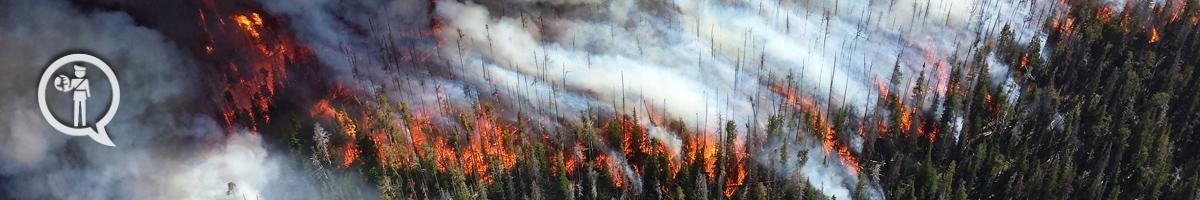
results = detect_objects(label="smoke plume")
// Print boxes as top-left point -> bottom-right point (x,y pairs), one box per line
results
0,0 -> 320,199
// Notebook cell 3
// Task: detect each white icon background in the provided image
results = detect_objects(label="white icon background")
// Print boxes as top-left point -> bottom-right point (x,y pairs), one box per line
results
37,54 -> 120,147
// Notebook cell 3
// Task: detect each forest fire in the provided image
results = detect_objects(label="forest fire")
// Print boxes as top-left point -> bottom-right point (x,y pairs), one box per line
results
1019,53 -> 1030,71
292,100 -> 525,183
927,127 -> 937,143
1097,6 -> 1114,23
368,131 -> 400,168
310,99 -> 358,139
684,133 -> 720,181
197,3 -> 313,134
916,119 -> 937,143
341,141 -> 360,168
658,141 -> 681,179
1150,27 -> 1161,44
594,152 -> 624,188
767,77 -> 862,176
723,139 -> 747,198
1052,11 -> 1077,37
564,142 -> 584,175
984,92 -> 994,112
465,105 -> 518,177
898,106 -> 913,137
769,85 -> 798,107
184,0 -> 1119,198
918,43 -> 951,95
874,78 -> 890,101
234,13 -> 264,41
11,0 -> 1197,199
837,141 -> 860,174
1167,0 -> 1187,23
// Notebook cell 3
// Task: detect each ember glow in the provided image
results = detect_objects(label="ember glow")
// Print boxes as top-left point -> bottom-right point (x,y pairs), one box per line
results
1150,27 -> 1161,44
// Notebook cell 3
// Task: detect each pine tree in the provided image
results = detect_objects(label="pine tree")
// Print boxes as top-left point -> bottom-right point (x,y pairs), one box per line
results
853,171 -> 869,199
940,161 -> 957,199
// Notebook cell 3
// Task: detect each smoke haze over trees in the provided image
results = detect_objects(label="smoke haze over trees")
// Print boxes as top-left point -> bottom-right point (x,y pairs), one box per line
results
0,0 -> 1197,199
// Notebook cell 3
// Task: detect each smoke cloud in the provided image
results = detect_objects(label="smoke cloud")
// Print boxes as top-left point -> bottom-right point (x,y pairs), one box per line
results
0,0 -> 318,199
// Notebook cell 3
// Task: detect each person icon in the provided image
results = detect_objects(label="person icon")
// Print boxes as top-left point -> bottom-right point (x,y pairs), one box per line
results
53,65 -> 91,127
39,54 -> 120,147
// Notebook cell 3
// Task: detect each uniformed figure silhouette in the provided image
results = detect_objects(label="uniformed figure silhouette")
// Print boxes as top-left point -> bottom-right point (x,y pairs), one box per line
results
61,65 -> 91,127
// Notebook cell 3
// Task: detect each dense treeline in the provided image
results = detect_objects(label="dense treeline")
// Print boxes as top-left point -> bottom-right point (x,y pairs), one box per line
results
870,0 -> 1200,199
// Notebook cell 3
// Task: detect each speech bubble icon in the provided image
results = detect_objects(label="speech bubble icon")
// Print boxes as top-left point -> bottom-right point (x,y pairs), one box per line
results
37,54 -> 120,147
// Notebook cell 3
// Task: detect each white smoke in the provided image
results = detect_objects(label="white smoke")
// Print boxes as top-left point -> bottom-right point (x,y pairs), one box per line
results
0,0 -> 320,199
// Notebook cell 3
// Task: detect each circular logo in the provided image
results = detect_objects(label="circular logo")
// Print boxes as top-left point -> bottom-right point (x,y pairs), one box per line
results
37,54 -> 120,147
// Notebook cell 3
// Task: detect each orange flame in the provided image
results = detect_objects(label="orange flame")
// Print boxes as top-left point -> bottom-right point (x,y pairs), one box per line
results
766,78 -> 861,175
659,141 -> 681,179
1167,0 -> 1186,23
927,126 -> 938,143
595,152 -> 624,188
309,99 -> 358,139
837,141 -> 860,174
918,42 -> 951,95
202,6 -> 311,133
1019,53 -> 1030,71
723,139 -> 747,198
898,106 -> 913,136
689,134 -> 720,181
984,92 -> 994,112
234,13 -> 263,39
391,104 -> 519,183
341,141 -> 359,168
1097,6 -> 1114,23
564,142 -> 584,175
916,120 -> 927,139
1053,14 -> 1076,36
370,131 -> 402,168
1149,27 -> 1161,44
873,78 -> 890,100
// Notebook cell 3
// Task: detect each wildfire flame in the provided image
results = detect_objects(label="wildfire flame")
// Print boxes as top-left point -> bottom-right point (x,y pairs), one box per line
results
199,4 -> 312,133
595,152 -> 624,188
1097,6 -> 1114,23
1019,53 -> 1030,71
918,42 -> 951,95
1149,27 -> 1161,44
310,99 -> 358,138
984,92 -> 994,112
235,13 -> 264,40
1052,11 -> 1076,37
723,138 -> 747,198
899,106 -> 913,137
874,77 -> 890,101
341,141 -> 359,168
767,79 -> 861,175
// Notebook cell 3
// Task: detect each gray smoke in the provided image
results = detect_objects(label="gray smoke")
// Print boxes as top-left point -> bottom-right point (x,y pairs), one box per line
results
0,0 -> 319,199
